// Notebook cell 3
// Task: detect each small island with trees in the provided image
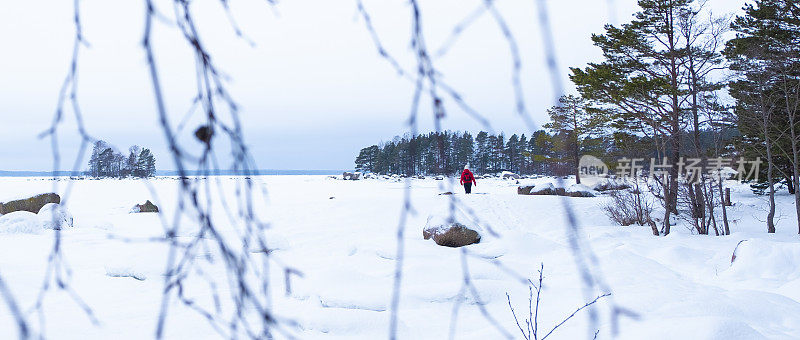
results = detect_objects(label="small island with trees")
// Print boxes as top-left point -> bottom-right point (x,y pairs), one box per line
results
87,140 -> 156,178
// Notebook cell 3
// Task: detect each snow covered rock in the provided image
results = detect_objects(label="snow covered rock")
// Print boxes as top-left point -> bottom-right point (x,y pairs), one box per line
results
565,184 -> 597,197
531,183 -> 556,195
481,174 -> 494,179
434,175 -> 444,180
591,178 -> 631,192
423,215 -> 481,248
0,211 -> 44,234
723,238 -> 800,281
709,166 -> 738,180
0,193 -> 60,214
130,200 -> 159,213
423,223 -> 481,248
0,204 -> 74,233
519,182 -> 596,197
517,185 -> 535,195
342,172 -> 361,180
37,203 -> 73,230
501,171 -> 520,179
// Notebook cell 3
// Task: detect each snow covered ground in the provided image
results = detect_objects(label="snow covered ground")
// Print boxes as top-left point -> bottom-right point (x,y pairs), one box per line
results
1,175 -> 799,339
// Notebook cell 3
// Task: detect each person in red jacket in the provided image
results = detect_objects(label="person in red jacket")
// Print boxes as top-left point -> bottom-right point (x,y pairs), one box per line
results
460,165 -> 477,194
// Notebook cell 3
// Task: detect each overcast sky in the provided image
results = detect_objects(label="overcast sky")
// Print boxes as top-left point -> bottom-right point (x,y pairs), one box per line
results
0,0 -> 746,171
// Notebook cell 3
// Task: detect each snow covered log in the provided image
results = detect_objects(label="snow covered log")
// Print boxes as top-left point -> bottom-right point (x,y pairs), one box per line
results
0,193 -> 60,215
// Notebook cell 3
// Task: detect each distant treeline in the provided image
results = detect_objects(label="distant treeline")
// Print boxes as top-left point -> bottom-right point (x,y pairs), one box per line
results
88,140 -> 156,178
354,130 -> 598,176
354,129 -> 736,177
354,130 -> 617,176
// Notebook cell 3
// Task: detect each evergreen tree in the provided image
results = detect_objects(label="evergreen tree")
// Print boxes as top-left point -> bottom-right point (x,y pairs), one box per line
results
726,0 -> 800,233
125,145 -> 140,177
544,95 -> 607,183
570,0 -> 715,234
530,130 -> 556,175
88,141 -> 107,177
355,145 -> 380,172
518,134 -> 529,174
494,134 -> 505,171
137,148 -> 156,178
505,134 -> 520,173
475,131 -> 489,174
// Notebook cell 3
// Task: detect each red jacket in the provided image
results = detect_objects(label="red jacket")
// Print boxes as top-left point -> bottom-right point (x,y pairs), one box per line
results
460,169 -> 477,185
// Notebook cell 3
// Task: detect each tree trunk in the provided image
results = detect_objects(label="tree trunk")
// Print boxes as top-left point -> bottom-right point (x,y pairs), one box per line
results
695,183 -> 706,234
664,5 -> 681,235
688,183 -> 701,232
719,175 -> 730,235
790,118 -> 800,234
574,140 -> 581,184
724,188 -> 731,206
766,142 -> 776,233
781,67 -> 800,234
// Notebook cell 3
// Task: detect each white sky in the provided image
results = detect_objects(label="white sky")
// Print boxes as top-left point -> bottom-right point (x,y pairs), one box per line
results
0,0 -> 746,171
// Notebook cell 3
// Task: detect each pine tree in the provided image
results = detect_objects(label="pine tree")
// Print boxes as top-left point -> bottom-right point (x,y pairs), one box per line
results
518,134 -> 529,174
570,0 -> 700,235
544,95 -> 607,184
355,145 -> 380,172
494,134 -> 505,171
726,0 -> 800,233
475,131 -> 489,174
125,145 -> 140,177
137,148 -> 156,178
530,130 -> 556,175
88,141 -> 106,177
505,134 -> 519,173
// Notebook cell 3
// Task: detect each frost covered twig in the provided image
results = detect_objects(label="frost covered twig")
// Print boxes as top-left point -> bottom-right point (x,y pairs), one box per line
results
506,264 -> 611,340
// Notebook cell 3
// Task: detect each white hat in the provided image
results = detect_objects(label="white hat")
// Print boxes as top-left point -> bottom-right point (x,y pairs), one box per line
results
464,164 -> 470,170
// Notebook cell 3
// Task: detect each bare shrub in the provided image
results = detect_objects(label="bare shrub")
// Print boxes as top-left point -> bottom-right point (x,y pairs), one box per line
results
676,175 -> 728,236
602,180 -> 657,235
